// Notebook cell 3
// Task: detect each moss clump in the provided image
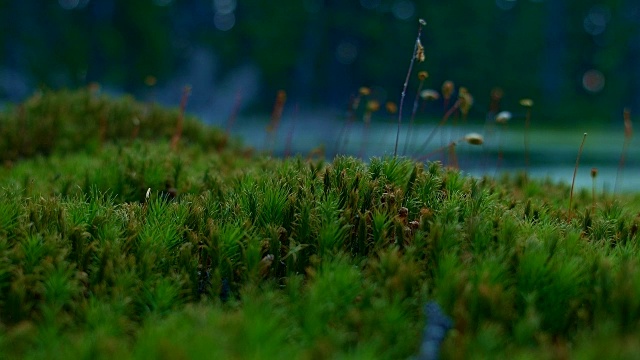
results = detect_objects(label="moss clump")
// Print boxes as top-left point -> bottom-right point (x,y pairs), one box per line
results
1,90 -> 640,358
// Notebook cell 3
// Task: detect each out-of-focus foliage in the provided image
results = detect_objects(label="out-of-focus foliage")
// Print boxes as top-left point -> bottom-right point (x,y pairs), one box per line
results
1,0 -> 639,122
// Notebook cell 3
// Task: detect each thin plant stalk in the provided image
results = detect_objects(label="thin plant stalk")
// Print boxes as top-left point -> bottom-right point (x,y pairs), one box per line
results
226,90 -> 243,136
413,99 -> 461,158
265,90 -> 287,155
339,88 -> 368,154
494,123 -> 507,178
519,99 -> 534,171
284,104 -> 299,158
416,133 -> 483,162
569,133 -> 587,220
335,94 -> 356,154
402,73 -> 427,156
492,111 -> 512,178
614,108 -> 632,194
448,143 -> 458,169
170,85 -> 192,151
524,109 -> 531,169
591,167 -> 598,214
394,19 -> 426,157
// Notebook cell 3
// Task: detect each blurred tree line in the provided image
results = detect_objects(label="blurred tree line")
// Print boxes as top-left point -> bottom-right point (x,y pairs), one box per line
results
1,0 -> 639,124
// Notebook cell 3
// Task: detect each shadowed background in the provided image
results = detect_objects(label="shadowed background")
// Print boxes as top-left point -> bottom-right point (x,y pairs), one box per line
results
2,0 -> 639,123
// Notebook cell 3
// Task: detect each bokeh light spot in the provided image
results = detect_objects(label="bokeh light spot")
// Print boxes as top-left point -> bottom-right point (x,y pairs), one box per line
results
336,41 -> 358,65
583,5 -> 611,36
214,12 -> 235,31
213,0 -> 236,15
392,0 -> 415,21
582,69 -> 605,93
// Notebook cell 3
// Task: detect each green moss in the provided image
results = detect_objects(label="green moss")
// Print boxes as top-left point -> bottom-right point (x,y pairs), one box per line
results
1,89 -> 640,358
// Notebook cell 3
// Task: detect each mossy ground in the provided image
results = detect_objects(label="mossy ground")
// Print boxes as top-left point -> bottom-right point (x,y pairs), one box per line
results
1,89 -> 640,359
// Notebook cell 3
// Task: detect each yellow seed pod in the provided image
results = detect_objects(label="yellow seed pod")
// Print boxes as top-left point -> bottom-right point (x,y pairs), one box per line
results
144,75 -> 157,87
495,111 -> 512,124
420,89 -> 440,100
359,87 -> 371,96
415,39 -> 425,63
464,133 -> 484,145
366,100 -> 380,113
385,101 -> 398,114
418,71 -> 429,81
459,92 -> 473,115
519,98 -> 534,107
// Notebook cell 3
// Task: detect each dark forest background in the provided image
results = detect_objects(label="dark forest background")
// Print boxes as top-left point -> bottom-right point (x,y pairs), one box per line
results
1,0 -> 639,125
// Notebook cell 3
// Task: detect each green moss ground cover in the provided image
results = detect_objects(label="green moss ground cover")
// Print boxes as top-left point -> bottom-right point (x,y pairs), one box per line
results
1,89 -> 640,359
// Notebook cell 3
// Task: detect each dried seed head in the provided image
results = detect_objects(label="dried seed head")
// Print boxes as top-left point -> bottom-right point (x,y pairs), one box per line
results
399,207 -> 409,218
420,89 -> 440,101
464,133 -> 484,145
359,86 -> 371,96
459,91 -> 473,116
259,254 -> 275,277
495,111 -> 512,124
386,101 -> 398,114
442,81 -> 455,100
144,75 -> 157,87
491,87 -> 504,100
420,207 -> 433,218
419,18 -> 427,26
381,192 -> 396,205
519,98 -> 534,108
409,220 -> 420,230
418,71 -> 429,81
366,100 -> 380,113
415,39 -> 426,63
591,167 -> 598,178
